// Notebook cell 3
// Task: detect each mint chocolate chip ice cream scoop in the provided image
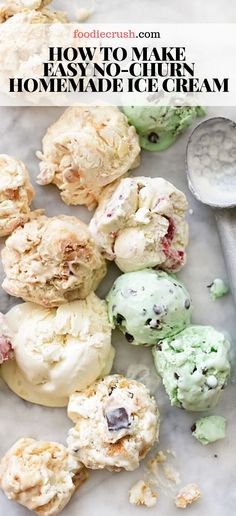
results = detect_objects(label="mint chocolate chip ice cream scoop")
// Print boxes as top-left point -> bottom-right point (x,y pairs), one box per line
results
123,106 -> 205,151
107,269 -> 192,346
152,325 -> 231,411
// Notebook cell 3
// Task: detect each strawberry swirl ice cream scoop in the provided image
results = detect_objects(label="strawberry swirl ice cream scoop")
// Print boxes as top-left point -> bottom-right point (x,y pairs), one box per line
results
89,176 -> 188,273
0,313 -> 14,364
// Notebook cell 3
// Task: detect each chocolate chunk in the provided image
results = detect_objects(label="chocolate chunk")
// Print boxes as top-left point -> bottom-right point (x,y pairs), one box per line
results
202,367 -> 208,375
106,407 -> 130,431
153,304 -> 162,315
145,318 -> 152,326
116,313 -> 125,325
192,366 -> 197,373
108,385 -> 117,396
185,299 -> 191,309
191,423 -> 196,433
214,454 -> 218,458
125,332 -> 134,342
174,372 -> 179,379
148,132 -> 159,143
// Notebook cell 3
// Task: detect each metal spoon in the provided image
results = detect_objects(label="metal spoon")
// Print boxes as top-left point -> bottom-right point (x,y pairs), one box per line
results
186,117 -> 236,305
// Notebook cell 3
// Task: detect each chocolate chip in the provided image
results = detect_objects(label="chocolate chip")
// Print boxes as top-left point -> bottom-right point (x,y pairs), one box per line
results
108,385 -> 117,396
73,448 -> 80,453
128,392 -> 134,399
125,332 -> 134,342
155,343 -> 162,351
128,289 -> 137,296
191,423 -> 196,433
207,283 -> 213,289
202,367 -> 208,375
214,454 -> 218,458
116,313 -> 125,325
174,372 -> 179,379
153,305 -> 162,315
145,318 -> 152,326
192,366 -> 197,373
148,132 -> 159,143
185,299 -> 191,309
106,407 -> 130,431
119,194 -> 123,200
142,308 -> 147,315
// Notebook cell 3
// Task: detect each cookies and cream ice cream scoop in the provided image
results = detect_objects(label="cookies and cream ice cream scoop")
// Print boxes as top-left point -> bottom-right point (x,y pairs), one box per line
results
186,117 -> 236,306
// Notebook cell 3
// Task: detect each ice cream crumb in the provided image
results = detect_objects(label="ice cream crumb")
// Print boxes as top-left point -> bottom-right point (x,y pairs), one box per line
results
129,480 -> 157,508
175,483 -> 201,509
76,7 -> 93,21
163,465 -> 180,485
207,278 -> 229,301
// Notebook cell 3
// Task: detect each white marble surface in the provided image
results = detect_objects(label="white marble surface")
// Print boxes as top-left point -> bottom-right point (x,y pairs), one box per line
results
0,1 -> 236,515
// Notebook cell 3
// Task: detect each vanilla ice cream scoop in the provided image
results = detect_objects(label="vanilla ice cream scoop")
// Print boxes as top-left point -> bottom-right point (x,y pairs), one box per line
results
36,105 -> 141,209
1,213 -> 106,307
0,438 -> 88,515
89,176 -> 188,273
0,154 -> 35,237
67,374 -> 159,471
1,293 -> 114,407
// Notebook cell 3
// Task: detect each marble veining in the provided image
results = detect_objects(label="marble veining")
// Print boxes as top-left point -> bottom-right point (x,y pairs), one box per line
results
0,1 -> 236,515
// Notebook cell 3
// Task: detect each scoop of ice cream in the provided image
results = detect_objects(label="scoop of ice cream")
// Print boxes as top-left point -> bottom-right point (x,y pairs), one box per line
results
107,269 -> 192,346
1,294 -> 114,407
192,415 -> 226,445
152,325 -> 231,411
0,438 -> 88,516
208,278 -> 229,301
90,176 -> 188,272
0,154 -> 35,237
36,105 -> 141,209
1,213 -> 106,307
123,105 -> 205,152
0,0 -> 67,23
67,374 -> 159,471
0,312 -> 14,363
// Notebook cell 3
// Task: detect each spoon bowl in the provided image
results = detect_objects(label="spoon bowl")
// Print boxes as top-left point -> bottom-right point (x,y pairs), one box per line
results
186,117 -> 236,209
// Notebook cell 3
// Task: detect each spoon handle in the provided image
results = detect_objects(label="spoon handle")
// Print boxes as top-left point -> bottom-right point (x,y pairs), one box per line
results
215,208 -> 236,307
